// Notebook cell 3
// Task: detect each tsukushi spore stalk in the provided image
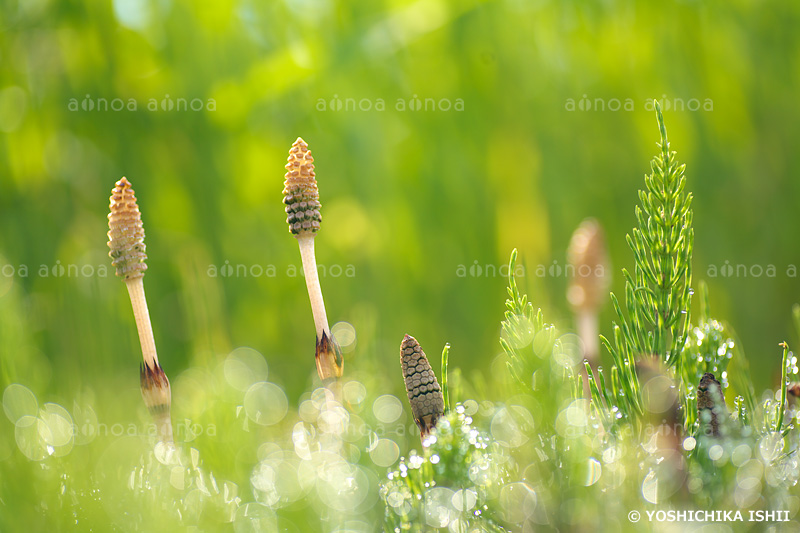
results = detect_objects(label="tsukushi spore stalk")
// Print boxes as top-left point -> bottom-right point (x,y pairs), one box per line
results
283,138 -> 343,381
697,372 -> 724,437
566,218 -> 610,367
400,334 -> 444,440
108,177 -> 173,443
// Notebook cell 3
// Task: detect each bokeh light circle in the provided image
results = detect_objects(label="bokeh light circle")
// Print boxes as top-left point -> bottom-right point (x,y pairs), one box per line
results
372,395 -> 403,424
3,384 -> 38,424
244,383 -> 288,426
369,438 -> 400,467
225,347 -> 268,391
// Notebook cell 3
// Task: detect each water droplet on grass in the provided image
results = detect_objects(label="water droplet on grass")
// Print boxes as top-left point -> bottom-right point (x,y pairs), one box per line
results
641,470 -> 659,503
584,458 -> 602,486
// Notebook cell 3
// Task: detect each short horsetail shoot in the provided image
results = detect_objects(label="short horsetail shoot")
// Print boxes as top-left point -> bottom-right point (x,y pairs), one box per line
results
107,177 -> 173,443
566,218 -> 610,368
400,334 -> 444,441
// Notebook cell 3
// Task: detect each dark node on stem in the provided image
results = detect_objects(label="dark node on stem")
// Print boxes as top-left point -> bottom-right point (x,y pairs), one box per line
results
400,334 -> 444,439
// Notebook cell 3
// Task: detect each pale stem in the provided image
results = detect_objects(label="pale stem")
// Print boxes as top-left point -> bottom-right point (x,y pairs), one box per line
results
125,278 -> 160,368
297,234 -> 330,340
578,309 -> 599,366
155,413 -> 174,444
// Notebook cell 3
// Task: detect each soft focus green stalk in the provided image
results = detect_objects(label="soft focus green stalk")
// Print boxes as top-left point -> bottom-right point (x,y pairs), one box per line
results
441,343 -> 451,413
777,342 -> 789,433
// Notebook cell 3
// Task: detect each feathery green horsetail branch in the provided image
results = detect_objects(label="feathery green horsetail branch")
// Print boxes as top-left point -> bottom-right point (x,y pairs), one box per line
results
602,101 -> 694,377
501,249 -> 560,391
400,335 -> 444,440
282,138 -> 343,380
107,177 -> 173,443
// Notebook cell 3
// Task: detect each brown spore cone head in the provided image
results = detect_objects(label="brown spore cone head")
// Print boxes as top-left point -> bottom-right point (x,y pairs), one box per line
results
283,137 -> 321,236
108,177 -> 147,280
697,372 -> 724,437
697,372 -> 723,409
400,334 -> 444,437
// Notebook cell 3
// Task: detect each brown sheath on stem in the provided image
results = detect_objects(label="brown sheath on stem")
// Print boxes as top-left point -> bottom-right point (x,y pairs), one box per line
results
283,138 -> 343,380
316,330 -> 343,382
108,177 -> 173,443
140,362 -> 172,442
400,334 -> 444,439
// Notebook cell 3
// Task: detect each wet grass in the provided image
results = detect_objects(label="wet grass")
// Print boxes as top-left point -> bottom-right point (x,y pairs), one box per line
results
2,105 -> 799,532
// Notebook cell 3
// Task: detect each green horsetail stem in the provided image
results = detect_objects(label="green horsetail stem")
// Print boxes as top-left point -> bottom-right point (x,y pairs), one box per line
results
400,335 -> 444,440
108,177 -> 173,443
777,342 -> 790,433
282,138 -> 343,380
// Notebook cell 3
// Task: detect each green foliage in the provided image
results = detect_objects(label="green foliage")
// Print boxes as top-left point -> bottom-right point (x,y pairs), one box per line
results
441,343 -> 451,414
794,305 -> 800,341
380,408 -> 508,532
590,102 -> 698,427
500,249 -> 562,392
679,282 -> 738,432
603,101 -> 694,371
488,106 -> 800,530
776,342 -> 790,434
2,0 -> 800,523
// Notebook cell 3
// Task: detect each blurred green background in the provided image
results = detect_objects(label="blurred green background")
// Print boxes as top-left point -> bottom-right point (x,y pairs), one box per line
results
1,0 -> 799,421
